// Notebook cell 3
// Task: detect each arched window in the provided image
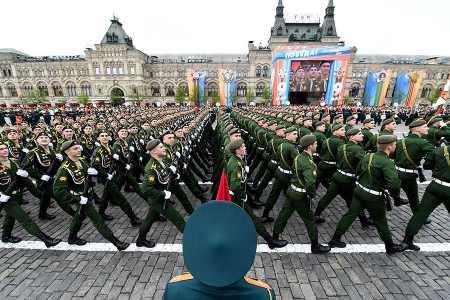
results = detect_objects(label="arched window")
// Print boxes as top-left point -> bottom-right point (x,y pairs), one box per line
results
6,83 -> 17,97
237,83 -> 247,97
256,66 -> 262,77
207,83 -> 218,97
179,82 -> 188,96
66,82 -> 77,97
52,82 -> 63,97
164,82 -> 175,96
350,83 -> 361,97
80,82 -> 92,96
151,82 -> 161,96
421,85 -> 432,98
256,82 -> 265,97
262,66 -> 269,78
22,82 -> 34,97
37,82 -> 49,97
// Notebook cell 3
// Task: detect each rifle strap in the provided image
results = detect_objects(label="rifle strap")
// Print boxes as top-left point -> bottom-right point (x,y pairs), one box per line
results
368,153 -> 374,178
293,155 -> 305,188
342,144 -> 354,171
401,139 -> 417,167
326,139 -> 335,160
280,143 -> 289,168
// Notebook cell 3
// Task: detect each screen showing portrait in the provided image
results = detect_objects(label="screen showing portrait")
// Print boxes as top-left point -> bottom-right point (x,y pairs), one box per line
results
289,60 -> 331,93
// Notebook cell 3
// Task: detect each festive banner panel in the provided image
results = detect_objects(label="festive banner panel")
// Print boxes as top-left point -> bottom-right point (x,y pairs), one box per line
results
186,70 -> 207,106
218,69 -> 237,106
363,70 -> 392,107
393,71 -> 426,108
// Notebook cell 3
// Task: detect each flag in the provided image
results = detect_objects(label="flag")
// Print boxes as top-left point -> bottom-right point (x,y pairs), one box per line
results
215,170 -> 231,202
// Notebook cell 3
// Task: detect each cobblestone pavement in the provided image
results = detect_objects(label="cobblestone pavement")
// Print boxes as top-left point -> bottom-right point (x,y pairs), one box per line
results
0,125 -> 449,299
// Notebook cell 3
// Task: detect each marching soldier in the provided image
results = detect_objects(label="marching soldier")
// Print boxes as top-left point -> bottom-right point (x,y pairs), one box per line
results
0,141 -> 60,247
361,118 -> 375,150
53,140 -> 129,250
394,118 -> 434,214
137,139 -> 186,248
226,139 -> 288,249
402,138 -> 450,251
260,127 -> 299,223
272,135 -> 331,254
329,135 -> 407,254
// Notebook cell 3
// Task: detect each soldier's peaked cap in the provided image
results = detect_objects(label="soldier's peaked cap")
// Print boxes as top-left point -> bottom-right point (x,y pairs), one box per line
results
183,201 -> 257,287
377,135 -> 397,144
146,139 -> 161,151
226,139 -> 245,151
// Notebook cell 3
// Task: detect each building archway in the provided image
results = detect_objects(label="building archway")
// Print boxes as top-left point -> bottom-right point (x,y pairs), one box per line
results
111,87 -> 125,106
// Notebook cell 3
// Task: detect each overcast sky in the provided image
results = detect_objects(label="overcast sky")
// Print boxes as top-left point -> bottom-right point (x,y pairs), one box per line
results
2,0 -> 449,57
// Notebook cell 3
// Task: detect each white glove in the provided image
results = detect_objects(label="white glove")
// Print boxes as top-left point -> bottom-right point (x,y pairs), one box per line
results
95,142 -> 101,147
184,146 -> 189,151
245,166 -> 250,173
440,121 -> 446,128
40,175 -> 51,182
16,169 -> 29,178
0,194 -> 10,203
163,190 -> 172,199
56,153 -> 63,161
87,168 -> 98,176
107,173 -> 113,181
79,196 -> 88,205
48,142 -> 54,148
139,139 -> 144,145
183,163 -> 187,169
113,154 -> 120,160
169,165 -> 177,174
243,195 -> 248,203
175,151 -> 181,158
129,146 -> 135,152
125,164 -> 131,171
26,138 -> 31,142
22,148 -> 30,154
139,156 -> 143,162
176,173 -> 180,180
149,136 -> 154,140
79,145 -> 84,151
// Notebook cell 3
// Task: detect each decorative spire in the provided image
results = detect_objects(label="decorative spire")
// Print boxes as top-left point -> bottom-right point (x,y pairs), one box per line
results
276,0 -> 284,18
101,17 -> 133,47
322,0 -> 337,37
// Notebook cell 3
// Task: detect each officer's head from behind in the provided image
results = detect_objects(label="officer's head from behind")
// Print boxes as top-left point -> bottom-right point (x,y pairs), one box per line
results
163,201 -> 262,299
346,128 -> 364,143
300,134 -> 317,154
61,140 -> 81,160
377,135 -> 397,155
409,119 -> 428,137
228,139 -> 246,159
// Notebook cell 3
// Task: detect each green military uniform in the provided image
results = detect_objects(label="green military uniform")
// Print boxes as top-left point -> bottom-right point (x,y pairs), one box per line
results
403,144 -> 450,250
361,120 -> 374,150
330,135 -> 405,254
261,128 -> 299,221
272,135 -> 329,253
394,119 -> 435,213
317,125 -> 345,188
91,143 -> 141,225
314,129 -> 370,226
138,151 -> 186,246
53,150 -> 124,248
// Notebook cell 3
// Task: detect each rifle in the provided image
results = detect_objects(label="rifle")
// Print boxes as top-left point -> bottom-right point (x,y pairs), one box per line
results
38,153 -> 62,189
383,190 -> 393,212
99,153 -> 117,204
416,167 -> 427,183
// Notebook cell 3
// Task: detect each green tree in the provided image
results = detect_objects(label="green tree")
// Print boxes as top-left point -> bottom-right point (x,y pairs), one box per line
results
343,95 -> 353,105
111,96 -> 125,106
25,90 -> 48,105
175,86 -> 185,103
211,90 -> 220,104
262,86 -> 271,105
427,87 -> 441,104
76,94 -> 90,106
246,87 -> 255,104
131,89 -> 144,106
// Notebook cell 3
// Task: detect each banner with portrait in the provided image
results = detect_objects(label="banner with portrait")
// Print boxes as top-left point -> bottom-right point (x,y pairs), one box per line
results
393,71 -> 426,108
271,45 -> 353,106
363,70 -> 392,107
218,69 -> 237,106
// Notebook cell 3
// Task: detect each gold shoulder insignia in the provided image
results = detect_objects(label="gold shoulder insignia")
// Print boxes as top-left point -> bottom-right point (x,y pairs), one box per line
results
237,172 -> 241,179
244,277 -> 272,290
59,176 -> 67,182
312,170 -> 317,177
169,272 -> 193,283
95,157 -> 100,162
148,175 -> 155,184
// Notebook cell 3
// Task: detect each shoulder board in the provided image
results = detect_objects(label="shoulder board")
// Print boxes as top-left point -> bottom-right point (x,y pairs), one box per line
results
244,277 -> 272,290
169,272 -> 193,283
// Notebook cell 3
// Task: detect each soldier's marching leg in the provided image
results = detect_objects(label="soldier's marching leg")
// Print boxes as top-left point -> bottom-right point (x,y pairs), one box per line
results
314,181 -> 340,223
109,183 -> 142,226
254,168 -> 275,202
38,184 -> 55,220
170,181 -> 194,215
260,175 -> 289,223
181,173 -> 207,203
272,194 -> 296,240
252,159 -> 269,187
69,204 -> 87,245
340,188 -> 372,228
401,176 -> 420,213
98,186 -> 114,221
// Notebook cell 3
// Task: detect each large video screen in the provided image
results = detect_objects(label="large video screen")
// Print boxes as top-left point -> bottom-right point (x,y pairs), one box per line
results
289,61 -> 331,93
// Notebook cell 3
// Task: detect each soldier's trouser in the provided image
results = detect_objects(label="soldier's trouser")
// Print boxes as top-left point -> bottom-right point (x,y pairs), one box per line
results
99,181 -> 137,220
189,160 -> 207,180
1,196 -> 41,238
255,163 -> 277,199
39,182 -> 53,216
117,173 -> 145,199
334,187 -> 392,242
405,182 -> 450,238
139,194 -> 185,240
317,163 -> 336,189
169,181 -> 194,214
262,172 -> 291,217
248,151 -> 263,176
70,202 -> 115,242
315,180 -> 369,225
399,173 -> 419,213
181,171 -> 204,200
231,196 -> 272,242
253,158 -> 269,185
273,187 -> 318,242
